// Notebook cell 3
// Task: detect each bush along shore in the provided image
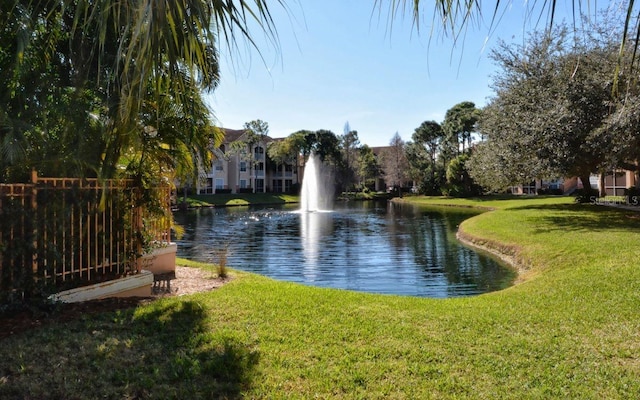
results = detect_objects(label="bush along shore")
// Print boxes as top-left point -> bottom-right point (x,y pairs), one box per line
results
1,195 -> 639,399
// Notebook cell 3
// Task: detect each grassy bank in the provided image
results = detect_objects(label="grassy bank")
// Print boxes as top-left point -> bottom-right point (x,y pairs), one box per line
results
2,196 -> 639,398
337,191 -> 392,201
181,192 -> 299,207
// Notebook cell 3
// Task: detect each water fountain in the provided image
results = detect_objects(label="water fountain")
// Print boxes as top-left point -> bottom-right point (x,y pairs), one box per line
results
300,153 -> 333,212
173,153 -> 515,298
174,202 -> 516,297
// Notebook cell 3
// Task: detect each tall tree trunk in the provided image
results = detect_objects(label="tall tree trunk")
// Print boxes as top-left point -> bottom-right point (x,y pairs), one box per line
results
598,174 -> 606,197
580,174 -> 593,192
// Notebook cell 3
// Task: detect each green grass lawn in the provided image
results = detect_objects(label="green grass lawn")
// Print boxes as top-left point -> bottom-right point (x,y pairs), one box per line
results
2,196 -> 639,398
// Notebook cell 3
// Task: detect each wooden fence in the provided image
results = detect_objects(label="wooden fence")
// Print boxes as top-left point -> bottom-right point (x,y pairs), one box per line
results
0,172 -> 171,299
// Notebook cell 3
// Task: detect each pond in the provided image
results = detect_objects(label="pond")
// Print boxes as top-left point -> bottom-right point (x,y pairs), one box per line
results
173,201 -> 515,298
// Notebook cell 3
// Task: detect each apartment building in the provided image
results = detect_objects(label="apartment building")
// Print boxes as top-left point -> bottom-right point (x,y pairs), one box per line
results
510,177 -> 579,195
591,170 -> 638,196
511,170 -> 638,196
197,129 -> 300,194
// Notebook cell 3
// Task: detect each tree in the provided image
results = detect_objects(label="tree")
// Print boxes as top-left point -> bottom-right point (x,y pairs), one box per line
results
267,139 -> 294,167
241,119 -> 270,192
132,80 -> 220,193
413,121 -> 442,165
0,3 -> 104,181
445,153 -> 482,197
467,26 -> 619,192
407,120 -> 445,194
380,1 -> 638,91
285,130 -> 313,181
405,141 -> 429,194
1,0 -> 281,182
442,102 -> 480,154
312,130 -> 342,164
380,132 -> 409,195
340,122 -> 361,191
600,98 -> 640,174
267,137 -> 299,193
307,130 -> 342,195
288,130 -> 315,159
358,145 -> 382,190
464,140 -> 528,192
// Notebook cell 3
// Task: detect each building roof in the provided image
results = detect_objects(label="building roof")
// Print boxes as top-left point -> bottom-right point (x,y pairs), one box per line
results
221,128 -> 246,143
371,146 -> 391,156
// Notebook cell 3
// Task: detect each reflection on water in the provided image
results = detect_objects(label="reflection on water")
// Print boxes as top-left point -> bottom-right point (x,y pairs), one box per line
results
173,201 -> 515,298
300,211 -> 334,281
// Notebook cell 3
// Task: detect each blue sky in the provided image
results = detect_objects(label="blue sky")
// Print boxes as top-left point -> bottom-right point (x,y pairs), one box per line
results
205,0 -> 587,147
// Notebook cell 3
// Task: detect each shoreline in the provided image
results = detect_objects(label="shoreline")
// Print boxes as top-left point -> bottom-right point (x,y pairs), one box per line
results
455,227 -> 532,285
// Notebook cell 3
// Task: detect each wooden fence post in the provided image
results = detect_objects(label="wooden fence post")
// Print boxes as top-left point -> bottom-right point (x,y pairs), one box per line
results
30,170 -> 38,275
0,187 -> 3,285
135,187 -> 143,273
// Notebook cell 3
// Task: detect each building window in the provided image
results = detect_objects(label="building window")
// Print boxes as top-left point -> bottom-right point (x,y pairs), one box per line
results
285,179 -> 292,193
522,181 -> 536,195
240,179 -> 247,189
215,178 -> 224,189
240,161 -> 247,172
604,171 -> 628,196
256,178 -> 264,192
256,162 -> 264,177
202,178 -> 213,194
215,161 -> 223,171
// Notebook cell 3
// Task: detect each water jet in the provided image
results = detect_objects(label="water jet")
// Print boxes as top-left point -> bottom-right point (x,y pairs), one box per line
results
300,153 -> 333,212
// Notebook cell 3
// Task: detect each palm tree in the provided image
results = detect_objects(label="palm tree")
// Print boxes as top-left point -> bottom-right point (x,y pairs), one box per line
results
443,102 -> 479,154
126,74 -> 223,188
1,0 -> 283,181
378,1 -> 639,92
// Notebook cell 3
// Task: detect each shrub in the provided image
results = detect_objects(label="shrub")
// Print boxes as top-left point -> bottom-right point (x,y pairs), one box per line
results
573,188 -> 599,204
624,186 -> 640,197
624,187 -> 640,206
216,246 -> 230,279
549,188 -> 564,195
538,188 -> 564,195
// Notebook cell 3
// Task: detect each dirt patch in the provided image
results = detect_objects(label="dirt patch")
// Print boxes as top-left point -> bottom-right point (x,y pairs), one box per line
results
152,265 -> 230,297
0,266 -> 230,340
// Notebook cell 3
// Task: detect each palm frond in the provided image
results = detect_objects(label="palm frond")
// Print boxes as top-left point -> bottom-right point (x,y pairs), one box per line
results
382,0 -> 640,97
